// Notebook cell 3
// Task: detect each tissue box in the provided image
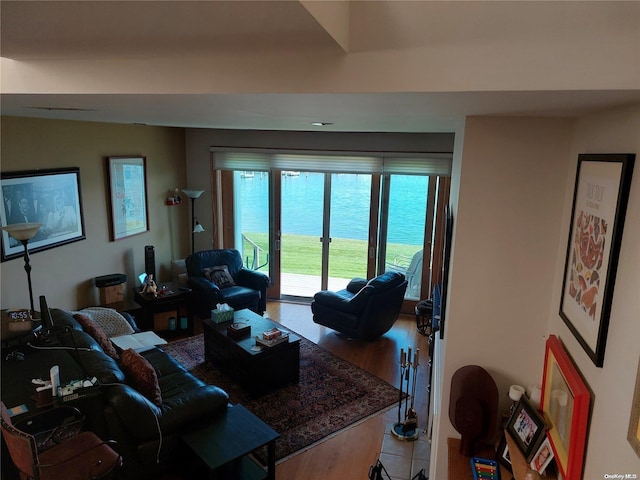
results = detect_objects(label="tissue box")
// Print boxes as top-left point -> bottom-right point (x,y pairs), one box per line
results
211,308 -> 235,323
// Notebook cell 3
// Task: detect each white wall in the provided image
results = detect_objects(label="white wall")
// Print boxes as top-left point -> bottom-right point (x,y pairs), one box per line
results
431,116 -> 575,479
548,105 -> 640,478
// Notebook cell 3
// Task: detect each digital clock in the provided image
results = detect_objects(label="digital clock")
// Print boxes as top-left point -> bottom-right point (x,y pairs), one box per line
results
5,308 -> 33,333
7,309 -> 31,321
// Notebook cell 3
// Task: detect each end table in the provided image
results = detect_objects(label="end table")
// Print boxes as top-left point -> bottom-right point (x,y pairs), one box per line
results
133,281 -> 193,335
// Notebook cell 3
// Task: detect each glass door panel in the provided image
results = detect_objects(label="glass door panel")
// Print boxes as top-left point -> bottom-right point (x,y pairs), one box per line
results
281,172 -> 324,297
383,175 -> 429,300
234,171 -> 270,273
328,173 -> 371,291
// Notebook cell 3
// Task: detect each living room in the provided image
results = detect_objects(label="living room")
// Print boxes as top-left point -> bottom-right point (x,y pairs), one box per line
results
2,2 -> 640,479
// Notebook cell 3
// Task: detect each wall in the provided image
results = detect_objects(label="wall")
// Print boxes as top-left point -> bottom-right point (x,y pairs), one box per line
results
548,105 -> 640,477
431,116 -> 575,479
0,117 -> 187,310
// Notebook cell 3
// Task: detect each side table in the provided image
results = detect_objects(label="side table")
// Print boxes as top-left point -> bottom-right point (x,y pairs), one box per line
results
181,404 -> 279,480
133,281 -> 193,336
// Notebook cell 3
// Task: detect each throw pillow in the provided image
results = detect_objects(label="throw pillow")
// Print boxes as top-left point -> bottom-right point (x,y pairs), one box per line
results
120,349 -> 162,407
73,313 -> 120,361
203,265 -> 236,288
72,307 -> 135,338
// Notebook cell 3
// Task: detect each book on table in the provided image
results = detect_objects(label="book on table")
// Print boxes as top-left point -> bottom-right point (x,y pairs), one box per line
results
255,331 -> 289,347
111,331 -> 167,352
262,327 -> 282,340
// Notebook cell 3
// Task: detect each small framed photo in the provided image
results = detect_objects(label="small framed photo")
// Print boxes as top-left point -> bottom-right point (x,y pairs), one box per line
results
530,436 -> 554,474
506,396 -> 547,461
496,433 -> 512,473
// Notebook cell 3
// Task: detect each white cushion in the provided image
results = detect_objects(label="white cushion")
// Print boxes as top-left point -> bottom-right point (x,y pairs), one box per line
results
71,307 -> 134,338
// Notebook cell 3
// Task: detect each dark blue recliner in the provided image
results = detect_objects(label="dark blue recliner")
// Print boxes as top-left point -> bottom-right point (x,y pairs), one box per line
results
311,272 -> 407,340
186,249 -> 270,317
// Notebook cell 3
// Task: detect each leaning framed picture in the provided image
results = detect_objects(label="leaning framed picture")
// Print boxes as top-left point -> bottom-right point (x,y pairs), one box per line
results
1,167 -> 85,261
541,335 -> 591,480
559,153 -> 635,367
628,356 -> 640,458
496,433 -> 513,473
107,156 -> 149,240
529,436 -> 554,474
506,395 -> 547,462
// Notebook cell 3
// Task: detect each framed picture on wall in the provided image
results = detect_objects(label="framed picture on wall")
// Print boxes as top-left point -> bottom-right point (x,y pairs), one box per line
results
559,153 -> 635,367
1,167 -> 85,261
439,204 -> 453,339
107,156 -> 149,240
628,357 -> 640,458
541,335 -> 591,480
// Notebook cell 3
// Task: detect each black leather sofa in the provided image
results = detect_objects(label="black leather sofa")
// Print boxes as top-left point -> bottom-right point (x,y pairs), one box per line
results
186,249 -> 270,317
1,309 -> 229,479
311,271 -> 408,340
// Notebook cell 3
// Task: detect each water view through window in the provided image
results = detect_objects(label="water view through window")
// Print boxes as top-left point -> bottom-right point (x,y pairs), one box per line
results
235,171 -> 428,299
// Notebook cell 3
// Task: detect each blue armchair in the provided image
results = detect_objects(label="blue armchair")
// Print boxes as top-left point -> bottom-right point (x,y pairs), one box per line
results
186,249 -> 270,317
311,272 -> 407,340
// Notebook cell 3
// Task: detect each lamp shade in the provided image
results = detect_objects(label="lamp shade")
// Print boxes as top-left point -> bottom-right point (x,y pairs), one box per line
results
181,189 -> 205,199
193,222 -> 205,233
3,223 -> 42,241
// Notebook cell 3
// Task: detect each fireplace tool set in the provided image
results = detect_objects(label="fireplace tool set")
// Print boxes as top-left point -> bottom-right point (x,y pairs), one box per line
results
391,346 -> 420,441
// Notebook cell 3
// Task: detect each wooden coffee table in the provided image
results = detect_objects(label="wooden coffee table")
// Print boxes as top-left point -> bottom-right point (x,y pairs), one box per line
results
202,309 -> 301,396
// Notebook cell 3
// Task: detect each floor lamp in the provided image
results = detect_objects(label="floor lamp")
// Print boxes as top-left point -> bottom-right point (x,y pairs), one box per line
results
181,189 -> 205,253
2,222 -> 42,314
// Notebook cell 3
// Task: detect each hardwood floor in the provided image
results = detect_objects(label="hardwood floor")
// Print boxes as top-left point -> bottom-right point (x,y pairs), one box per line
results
267,301 -> 431,480
163,300 -> 431,480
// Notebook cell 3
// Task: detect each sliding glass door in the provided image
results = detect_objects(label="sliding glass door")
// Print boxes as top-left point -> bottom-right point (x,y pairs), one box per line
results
280,172 -> 324,296
327,173 -> 371,290
214,150 -> 450,308
280,172 -> 371,298
380,174 -> 430,301
234,171 -> 270,273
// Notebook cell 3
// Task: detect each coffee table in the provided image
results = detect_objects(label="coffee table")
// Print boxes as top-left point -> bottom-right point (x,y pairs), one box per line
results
181,404 -> 279,480
202,309 -> 301,396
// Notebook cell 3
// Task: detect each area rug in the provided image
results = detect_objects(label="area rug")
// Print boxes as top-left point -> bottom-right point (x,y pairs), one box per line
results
162,333 -> 401,463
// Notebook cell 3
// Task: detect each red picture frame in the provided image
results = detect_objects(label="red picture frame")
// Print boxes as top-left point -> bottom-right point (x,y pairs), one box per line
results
540,335 -> 591,480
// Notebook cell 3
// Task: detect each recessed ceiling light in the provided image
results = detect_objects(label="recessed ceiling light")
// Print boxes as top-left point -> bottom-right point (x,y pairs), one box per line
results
28,106 -> 96,112
311,122 -> 333,126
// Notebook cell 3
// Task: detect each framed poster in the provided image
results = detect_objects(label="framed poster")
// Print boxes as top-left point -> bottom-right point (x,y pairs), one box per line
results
559,153 -> 635,367
107,156 -> 149,240
541,335 -> 591,480
1,167 -> 85,261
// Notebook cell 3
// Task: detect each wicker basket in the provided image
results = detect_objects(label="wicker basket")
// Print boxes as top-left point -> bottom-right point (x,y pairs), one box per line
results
211,308 -> 235,323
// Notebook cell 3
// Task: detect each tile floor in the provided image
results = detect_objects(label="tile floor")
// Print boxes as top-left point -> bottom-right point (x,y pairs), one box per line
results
377,423 -> 430,480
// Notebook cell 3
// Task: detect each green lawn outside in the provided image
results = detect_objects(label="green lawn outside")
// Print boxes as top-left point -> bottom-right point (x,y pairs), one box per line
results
242,232 -> 420,279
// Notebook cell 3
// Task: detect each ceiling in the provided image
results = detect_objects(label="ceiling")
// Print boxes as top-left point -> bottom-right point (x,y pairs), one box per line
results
2,1 -> 639,133
3,91 -> 640,134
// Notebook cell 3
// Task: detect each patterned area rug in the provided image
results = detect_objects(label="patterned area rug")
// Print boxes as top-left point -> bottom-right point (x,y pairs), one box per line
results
162,333 -> 401,463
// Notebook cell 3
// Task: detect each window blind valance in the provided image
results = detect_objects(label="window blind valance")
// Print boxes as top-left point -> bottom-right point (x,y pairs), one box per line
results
212,148 -> 451,176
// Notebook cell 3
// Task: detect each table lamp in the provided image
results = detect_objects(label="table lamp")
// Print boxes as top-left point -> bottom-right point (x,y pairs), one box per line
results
2,222 -> 42,314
